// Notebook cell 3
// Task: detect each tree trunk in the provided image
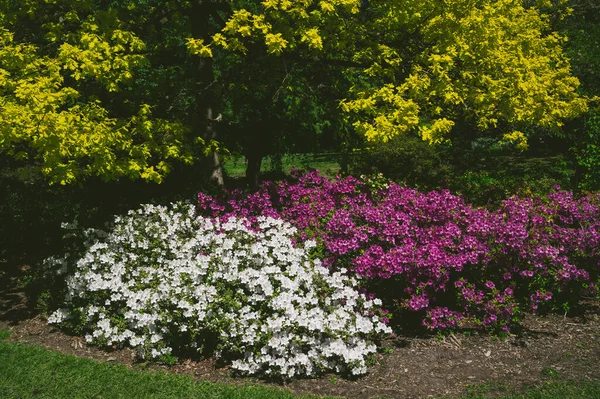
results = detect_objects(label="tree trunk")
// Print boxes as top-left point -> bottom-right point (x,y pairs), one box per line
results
190,0 -> 224,186
244,119 -> 271,189
245,150 -> 263,190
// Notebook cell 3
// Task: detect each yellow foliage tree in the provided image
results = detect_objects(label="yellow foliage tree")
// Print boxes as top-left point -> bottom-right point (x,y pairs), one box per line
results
0,3 -> 193,185
1,0 -> 589,186
199,0 -> 587,147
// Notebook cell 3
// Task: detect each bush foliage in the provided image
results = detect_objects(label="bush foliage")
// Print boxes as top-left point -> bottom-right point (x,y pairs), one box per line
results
198,171 -> 600,332
347,135 -> 452,191
46,203 -> 390,378
43,171 -> 600,378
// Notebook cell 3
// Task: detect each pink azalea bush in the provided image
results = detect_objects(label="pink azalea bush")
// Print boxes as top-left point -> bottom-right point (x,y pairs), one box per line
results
198,171 -> 600,332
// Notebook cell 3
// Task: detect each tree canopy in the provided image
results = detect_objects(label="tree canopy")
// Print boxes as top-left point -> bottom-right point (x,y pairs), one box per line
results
0,0 -> 591,185
0,1 -> 199,184
202,0 -> 587,145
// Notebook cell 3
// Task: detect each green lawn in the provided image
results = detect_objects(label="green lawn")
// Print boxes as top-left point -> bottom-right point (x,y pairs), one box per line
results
2,329 -> 599,399
459,379 -> 600,399
0,330 -> 331,399
222,153 -> 341,179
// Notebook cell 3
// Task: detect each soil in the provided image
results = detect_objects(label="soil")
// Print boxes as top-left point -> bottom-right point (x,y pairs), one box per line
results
2,265 -> 600,399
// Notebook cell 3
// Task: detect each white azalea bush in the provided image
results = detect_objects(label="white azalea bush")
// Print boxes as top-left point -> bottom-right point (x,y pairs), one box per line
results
46,203 -> 391,377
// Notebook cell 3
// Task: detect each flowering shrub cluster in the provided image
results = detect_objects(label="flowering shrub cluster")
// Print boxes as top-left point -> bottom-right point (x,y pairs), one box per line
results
198,171 -> 600,331
46,203 -> 391,377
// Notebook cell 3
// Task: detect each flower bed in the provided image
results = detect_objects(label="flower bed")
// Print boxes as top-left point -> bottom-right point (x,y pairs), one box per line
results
44,171 -> 600,378
46,203 -> 390,378
198,171 -> 600,331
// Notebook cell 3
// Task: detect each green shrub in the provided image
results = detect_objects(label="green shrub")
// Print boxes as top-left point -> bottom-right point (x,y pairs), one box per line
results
574,107 -> 600,192
347,134 -> 452,191
451,156 -> 573,207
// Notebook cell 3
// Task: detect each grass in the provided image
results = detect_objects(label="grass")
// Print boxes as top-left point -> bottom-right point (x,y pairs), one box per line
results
2,329 -> 600,399
222,153 -> 341,179
0,330 -> 334,399
459,379 -> 600,399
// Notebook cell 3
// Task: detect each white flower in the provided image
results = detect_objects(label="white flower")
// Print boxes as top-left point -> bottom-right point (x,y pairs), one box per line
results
48,308 -> 69,324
